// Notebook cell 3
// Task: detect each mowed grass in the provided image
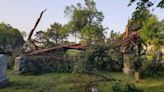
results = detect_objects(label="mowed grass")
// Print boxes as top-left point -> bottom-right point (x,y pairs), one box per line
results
0,70 -> 164,92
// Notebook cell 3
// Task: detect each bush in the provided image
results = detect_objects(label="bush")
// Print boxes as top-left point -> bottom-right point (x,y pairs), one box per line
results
112,82 -> 142,92
73,46 -> 123,73
26,55 -> 74,74
141,61 -> 164,76
8,49 -> 22,69
8,56 -> 15,69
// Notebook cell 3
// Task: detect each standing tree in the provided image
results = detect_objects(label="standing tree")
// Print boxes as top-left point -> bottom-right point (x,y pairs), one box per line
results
139,16 -> 161,48
64,0 -> 106,45
107,30 -> 123,62
129,0 -> 164,8
128,0 -> 164,80
131,8 -> 152,31
44,23 -> 68,45
139,16 -> 164,64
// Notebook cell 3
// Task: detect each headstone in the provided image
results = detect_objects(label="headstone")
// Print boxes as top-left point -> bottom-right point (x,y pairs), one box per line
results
91,87 -> 98,92
14,55 -> 28,74
156,50 -> 163,62
0,54 -> 8,87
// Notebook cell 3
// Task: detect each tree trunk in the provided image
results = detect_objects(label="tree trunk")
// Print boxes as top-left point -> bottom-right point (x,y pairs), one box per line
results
135,71 -> 140,82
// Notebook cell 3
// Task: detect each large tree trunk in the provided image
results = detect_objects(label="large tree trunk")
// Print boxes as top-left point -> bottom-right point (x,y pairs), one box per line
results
135,71 -> 140,82
123,54 -> 135,74
28,9 -> 47,41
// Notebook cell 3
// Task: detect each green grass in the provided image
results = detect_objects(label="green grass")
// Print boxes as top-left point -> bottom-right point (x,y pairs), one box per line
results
65,49 -> 80,56
0,70 -> 164,92
136,74 -> 164,92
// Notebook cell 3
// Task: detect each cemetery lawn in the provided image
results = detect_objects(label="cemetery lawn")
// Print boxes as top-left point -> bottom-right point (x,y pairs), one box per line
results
0,70 -> 164,92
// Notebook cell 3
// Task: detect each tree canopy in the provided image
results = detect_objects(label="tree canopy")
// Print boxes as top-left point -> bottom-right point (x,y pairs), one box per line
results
64,0 -> 106,45
129,0 -> 164,8
45,23 -> 68,44
34,22 -> 69,47
0,22 -> 24,50
139,16 -> 164,47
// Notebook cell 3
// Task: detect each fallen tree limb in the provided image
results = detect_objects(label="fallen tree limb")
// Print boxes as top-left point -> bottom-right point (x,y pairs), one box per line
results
83,71 -> 117,81
28,9 -> 47,41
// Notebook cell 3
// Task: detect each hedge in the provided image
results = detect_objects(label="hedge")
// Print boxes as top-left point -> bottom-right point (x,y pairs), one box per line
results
26,55 -> 75,74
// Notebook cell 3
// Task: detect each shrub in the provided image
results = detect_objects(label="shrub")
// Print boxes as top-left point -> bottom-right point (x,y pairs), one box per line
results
112,82 -> 142,92
141,61 -> 164,76
8,56 -> 15,69
26,55 -> 74,74
73,46 -> 123,73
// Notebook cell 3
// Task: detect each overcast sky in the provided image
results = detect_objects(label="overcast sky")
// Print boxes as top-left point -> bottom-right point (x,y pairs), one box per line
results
0,0 -> 164,41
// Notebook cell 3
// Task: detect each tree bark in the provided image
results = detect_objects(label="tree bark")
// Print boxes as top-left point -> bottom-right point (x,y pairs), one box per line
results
28,9 -> 47,41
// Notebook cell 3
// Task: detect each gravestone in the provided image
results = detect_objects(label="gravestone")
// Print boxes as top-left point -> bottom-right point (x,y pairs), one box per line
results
91,87 -> 98,92
0,54 -> 8,87
14,55 -> 28,74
